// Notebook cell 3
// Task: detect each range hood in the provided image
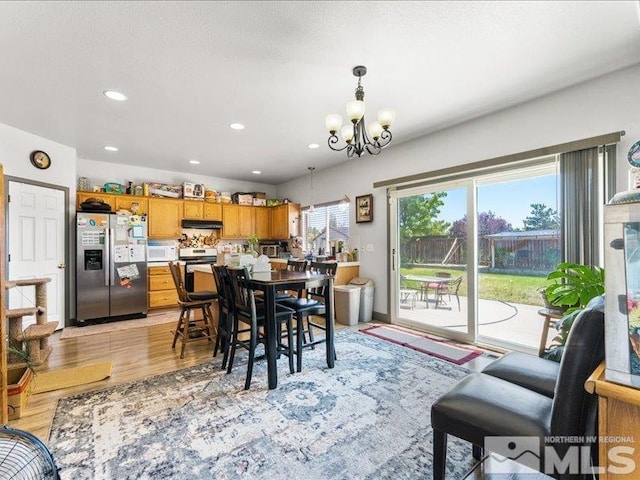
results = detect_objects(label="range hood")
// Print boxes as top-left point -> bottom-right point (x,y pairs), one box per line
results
181,219 -> 223,229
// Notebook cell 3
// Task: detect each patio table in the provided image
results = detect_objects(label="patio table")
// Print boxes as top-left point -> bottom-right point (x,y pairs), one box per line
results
403,275 -> 452,308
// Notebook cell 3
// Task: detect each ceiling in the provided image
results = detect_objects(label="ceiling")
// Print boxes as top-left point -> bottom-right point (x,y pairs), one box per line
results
2,1 -> 640,185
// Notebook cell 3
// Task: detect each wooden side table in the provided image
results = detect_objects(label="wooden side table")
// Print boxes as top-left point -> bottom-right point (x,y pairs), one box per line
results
537,308 -> 563,356
585,362 -> 640,479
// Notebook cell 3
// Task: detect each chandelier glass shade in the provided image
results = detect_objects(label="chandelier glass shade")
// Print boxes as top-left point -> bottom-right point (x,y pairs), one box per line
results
325,66 -> 395,158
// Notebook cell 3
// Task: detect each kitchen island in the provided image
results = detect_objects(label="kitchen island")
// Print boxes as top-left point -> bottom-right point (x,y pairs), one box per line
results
192,260 -> 359,292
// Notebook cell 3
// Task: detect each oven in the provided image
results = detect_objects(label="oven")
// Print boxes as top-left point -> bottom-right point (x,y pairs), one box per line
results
179,248 -> 218,292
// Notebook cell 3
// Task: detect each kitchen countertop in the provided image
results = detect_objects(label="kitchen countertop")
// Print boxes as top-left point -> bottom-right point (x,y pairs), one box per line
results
268,258 -> 360,267
147,260 -> 184,267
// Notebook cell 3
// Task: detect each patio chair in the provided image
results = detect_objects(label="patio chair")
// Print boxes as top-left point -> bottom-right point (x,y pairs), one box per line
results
399,276 -> 419,309
436,276 -> 462,311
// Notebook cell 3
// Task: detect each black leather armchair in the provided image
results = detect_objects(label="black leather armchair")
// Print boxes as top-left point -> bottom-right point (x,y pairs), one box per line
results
431,301 -> 604,479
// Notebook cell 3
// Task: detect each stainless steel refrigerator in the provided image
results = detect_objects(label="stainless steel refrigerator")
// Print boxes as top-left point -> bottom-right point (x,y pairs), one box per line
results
76,212 -> 148,325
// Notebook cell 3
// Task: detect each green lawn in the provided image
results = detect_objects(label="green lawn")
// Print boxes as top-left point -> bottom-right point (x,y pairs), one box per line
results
400,267 -> 548,306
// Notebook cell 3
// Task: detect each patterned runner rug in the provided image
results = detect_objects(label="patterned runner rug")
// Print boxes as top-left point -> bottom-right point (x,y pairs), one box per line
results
49,330 -> 476,479
360,324 -> 483,365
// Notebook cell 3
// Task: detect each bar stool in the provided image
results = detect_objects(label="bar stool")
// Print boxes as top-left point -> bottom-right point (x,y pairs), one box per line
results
168,261 -> 218,358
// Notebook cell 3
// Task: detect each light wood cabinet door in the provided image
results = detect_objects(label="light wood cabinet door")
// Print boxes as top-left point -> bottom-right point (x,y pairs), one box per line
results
271,203 -> 299,239
76,192 -> 116,210
203,203 -> 222,220
254,207 -> 270,239
222,205 -> 240,238
238,206 -> 254,238
148,198 -> 182,238
114,196 -> 148,215
183,201 -> 204,219
270,204 -> 287,239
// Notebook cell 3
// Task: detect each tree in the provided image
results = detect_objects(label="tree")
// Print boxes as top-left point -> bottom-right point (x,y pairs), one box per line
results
523,203 -> 559,230
398,192 -> 449,239
450,211 -> 512,237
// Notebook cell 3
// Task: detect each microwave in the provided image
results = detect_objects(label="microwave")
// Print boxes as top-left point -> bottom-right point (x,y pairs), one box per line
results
259,245 -> 280,258
147,245 -> 178,262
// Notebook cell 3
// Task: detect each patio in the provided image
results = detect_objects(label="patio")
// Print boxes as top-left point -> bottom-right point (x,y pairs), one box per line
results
397,294 -> 553,353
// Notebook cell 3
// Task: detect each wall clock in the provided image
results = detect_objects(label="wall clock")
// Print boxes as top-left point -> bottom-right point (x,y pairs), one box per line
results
30,150 -> 51,170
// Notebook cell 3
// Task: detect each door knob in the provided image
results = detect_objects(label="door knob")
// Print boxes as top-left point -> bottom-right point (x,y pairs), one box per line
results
58,263 -> 66,269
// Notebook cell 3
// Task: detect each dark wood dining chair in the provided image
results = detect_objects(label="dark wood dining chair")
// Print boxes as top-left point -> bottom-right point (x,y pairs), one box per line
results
226,266 -> 296,390
168,261 -> 217,359
277,261 -> 336,372
211,264 -> 233,368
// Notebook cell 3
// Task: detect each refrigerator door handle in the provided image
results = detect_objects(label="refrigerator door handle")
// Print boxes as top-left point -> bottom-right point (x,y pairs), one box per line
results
109,228 -> 116,286
104,227 -> 110,286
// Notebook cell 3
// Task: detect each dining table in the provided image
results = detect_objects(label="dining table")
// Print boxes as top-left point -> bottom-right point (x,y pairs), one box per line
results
247,269 -> 335,389
402,275 -> 452,308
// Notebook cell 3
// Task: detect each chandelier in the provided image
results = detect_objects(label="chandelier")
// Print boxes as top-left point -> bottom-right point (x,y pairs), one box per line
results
325,65 -> 395,158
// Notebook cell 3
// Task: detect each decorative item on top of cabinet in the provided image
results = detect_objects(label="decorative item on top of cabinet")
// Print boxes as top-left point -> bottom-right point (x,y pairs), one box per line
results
76,192 -> 116,211
148,265 -> 181,308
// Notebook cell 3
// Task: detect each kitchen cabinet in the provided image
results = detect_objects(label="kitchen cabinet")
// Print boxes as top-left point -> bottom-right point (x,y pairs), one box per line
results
271,203 -> 300,239
254,207 -> 270,239
76,192 -> 116,210
222,205 -> 254,238
203,203 -> 222,220
148,265 -> 180,308
114,195 -> 148,215
183,200 -> 204,219
148,198 -> 182,238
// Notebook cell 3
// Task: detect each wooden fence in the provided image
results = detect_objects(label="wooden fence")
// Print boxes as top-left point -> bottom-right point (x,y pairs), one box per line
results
401,235 -> 560,271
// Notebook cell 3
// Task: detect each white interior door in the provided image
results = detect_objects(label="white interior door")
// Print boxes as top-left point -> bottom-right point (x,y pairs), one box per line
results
8,181 -> 66,328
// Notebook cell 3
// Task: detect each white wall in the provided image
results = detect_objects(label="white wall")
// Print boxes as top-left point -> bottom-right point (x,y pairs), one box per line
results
0,122 -> 77,325
277,63 -> 640,318
77,158 -> 278,198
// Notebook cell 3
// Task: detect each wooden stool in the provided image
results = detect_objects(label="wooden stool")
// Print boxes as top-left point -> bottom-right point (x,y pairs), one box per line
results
537,307 -> 563,357
171,299 -> 216,359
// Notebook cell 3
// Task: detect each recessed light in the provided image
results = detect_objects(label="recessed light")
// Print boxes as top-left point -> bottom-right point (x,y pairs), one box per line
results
308,143 -> 320,149
189,160 -> 200,165
104,146 -> 119,152
252,170 -> 261,175
229,123 -> 245,130
103,90 -> 127,101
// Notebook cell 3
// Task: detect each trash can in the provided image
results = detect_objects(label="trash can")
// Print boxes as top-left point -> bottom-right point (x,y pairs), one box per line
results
348,277 -> 375,323
334,285 -> 361,326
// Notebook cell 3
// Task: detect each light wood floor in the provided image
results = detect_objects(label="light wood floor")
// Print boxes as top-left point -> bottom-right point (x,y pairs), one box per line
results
10,312 -> 221,440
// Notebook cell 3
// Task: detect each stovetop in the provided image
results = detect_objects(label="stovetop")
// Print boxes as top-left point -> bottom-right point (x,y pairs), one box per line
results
179,247 -> 217,263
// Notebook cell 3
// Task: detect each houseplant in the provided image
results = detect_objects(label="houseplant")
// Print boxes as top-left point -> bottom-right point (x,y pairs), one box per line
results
542,262 -> 605,361
6,346 -> 36,420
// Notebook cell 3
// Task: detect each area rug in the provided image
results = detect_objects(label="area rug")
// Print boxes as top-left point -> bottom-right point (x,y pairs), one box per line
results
33,361 -> 112,394
360,324 -> 483,365
59,311 -> 176,339
49,330 -> 476,479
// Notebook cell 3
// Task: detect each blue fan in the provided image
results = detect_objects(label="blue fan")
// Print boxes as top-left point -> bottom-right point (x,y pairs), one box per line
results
0,426 -> 59,479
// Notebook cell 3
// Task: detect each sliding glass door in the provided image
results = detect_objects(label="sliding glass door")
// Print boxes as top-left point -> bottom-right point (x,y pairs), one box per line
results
390,161 -> 559,352
475,164 -> 559,351
390,182 -> 474,343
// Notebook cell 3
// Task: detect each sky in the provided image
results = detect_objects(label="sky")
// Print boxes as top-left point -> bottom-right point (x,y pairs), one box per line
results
435,174 -> 558,229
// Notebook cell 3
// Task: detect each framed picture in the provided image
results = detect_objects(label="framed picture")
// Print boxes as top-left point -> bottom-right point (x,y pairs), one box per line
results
356,194 -> 373,223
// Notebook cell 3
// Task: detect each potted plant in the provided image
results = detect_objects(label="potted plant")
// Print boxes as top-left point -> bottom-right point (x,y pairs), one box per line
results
542,262 -> 605,361
6,346 -> 36,420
